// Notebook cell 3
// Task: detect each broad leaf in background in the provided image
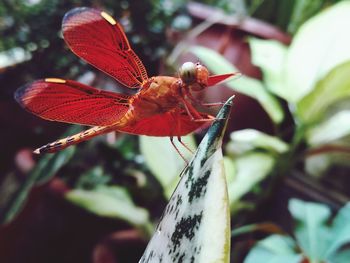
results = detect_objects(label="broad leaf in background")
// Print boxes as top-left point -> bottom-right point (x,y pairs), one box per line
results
305,154 -> 333,177
331,250 -> 350,263
75,166 -> 111,189
140,135 -> 196,198
249,38 -> 288,100
305,150 -> 350,177
287,0 -> 325,34
190,46 -> 284,124
245,200 -> 350,263
289,199 -> 331,262
297,61 -> 350,123
139,97 -> 233,263
227,153 -> 275,211
224,129 -> 284,211
36,146 -> 76,184
325,203 -> 350,259
306,110 -> 350,146
231,222 -> 285,238
285,1 -> 350,102
226,129 -> 289,155
66,185 -> 151,231
289,199 -> 350,262
223,156 -> 236,186
0,146 -> 76,225
244,235 -> 302,263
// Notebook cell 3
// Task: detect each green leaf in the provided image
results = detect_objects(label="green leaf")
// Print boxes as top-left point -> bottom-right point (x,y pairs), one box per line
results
329,249 -> 350,263
66,185 -> 150,227
75,166 -> 111,189
232,222 -> 284,238
245,201 -> 350,263
190,45 -> 284,124
325,203 -> 350,258
285,1 -> 350,102
140,135 -> 196,198
305,150 -> 350,177
36,146 -> 76,184
0,146 -> 75,224
332,203 -> 350,236
288,199 -> 332,261
223,156 -> 236,185
244,235 -> 302,263
306,110 -> 350,146
297,61 -> 350,123
139,97 -> 233,263
249,38 -> 288,100
227,129 -> 289,154
287,0 -> 324,34
305,154 -> 332,177
227,153 -> 275,206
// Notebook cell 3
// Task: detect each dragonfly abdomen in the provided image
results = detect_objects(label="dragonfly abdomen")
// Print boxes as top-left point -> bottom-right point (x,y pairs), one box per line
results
34,126 -> 111,154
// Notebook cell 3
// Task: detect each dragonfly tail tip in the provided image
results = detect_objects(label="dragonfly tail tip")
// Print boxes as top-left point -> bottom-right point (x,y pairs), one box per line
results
33,148 -> 40,154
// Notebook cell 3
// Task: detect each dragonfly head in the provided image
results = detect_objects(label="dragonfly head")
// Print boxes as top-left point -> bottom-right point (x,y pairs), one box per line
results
179,62 -> 209,91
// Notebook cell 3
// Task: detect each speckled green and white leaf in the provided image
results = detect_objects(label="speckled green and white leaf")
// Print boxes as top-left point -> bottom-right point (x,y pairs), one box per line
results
139,97 -> 233,263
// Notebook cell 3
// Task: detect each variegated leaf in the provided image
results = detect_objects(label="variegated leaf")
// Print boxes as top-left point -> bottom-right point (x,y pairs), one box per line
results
139,96 -> 233,263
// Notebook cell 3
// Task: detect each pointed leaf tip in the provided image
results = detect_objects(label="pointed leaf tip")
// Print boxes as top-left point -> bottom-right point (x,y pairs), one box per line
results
139,98 -> 232,263
205,96 -> 234,151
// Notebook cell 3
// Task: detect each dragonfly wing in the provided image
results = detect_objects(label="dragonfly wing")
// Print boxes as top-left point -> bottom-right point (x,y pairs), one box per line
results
62,7 -> 148,88
15,78 -> 130,126
117,110 -> 213,137
208,73 -> 236,86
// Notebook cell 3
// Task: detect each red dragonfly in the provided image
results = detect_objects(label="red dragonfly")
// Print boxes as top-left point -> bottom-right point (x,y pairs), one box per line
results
15,7 -> 235,157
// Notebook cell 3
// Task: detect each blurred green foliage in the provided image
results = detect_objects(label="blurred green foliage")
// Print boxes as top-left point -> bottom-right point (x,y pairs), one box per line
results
246,0 -> 343,33
2,1 -> 350,262
0,0 -> 341,86
244,199 -> 350,263
2,0 -> 350,225
191,0 -> 350,225
0,0 -> 190,84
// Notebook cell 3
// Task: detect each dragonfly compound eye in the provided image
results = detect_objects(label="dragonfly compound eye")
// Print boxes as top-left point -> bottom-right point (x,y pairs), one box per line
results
179,62 -> 196,84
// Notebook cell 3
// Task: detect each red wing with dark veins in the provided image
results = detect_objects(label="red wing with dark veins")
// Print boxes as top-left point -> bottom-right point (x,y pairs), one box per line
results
62,7 -> 148,88
118,109 -> 213,137
15,79 -> 130,126
208,73 -> 237,87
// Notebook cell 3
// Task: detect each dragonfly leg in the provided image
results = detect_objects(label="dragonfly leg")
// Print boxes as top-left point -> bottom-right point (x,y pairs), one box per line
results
181,98 -> 214,122
181,98 -> 201,120
170,136 -> 188,164
177,136 -> 194,154
200,102 -> 225,107
186,91 -> 224,108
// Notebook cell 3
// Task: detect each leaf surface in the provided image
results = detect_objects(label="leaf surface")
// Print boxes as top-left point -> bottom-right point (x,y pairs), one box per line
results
139,97 -> 233,263
190,46 -> 284,124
